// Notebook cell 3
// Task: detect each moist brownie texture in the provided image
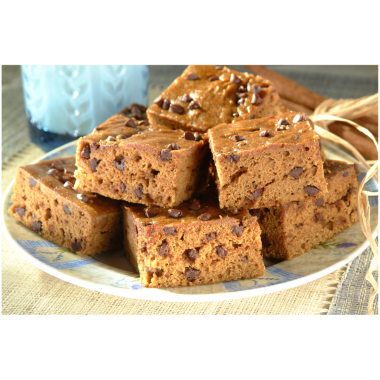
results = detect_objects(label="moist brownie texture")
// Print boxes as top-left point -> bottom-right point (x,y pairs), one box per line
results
147,65 -> 283,133
74,115 -> 210,207
209,111 -> 328,209
258,160 -> 359,260
9,157 -> 122,255
123,192 -> 265,288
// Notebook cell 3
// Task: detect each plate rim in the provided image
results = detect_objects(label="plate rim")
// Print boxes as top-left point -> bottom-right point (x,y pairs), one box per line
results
2,140 -> 378,302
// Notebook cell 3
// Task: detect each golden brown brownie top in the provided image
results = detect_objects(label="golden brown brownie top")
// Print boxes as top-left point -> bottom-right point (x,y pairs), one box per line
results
125,191 -> 251,227
209,111 -> 317,156
147,65 -> 278,131
324,160 -> 359,180
21,157 -> 121,215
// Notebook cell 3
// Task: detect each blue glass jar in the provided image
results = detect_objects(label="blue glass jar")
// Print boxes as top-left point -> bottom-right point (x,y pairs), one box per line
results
21,65 -> 149,151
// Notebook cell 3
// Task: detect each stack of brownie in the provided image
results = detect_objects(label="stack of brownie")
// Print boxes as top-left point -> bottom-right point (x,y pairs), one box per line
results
9,65 -> 359,288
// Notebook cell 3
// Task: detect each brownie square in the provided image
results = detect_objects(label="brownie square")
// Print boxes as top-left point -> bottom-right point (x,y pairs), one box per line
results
258,160 -> 359,260
209,111 -> 328,209
147,65 -> 284,133
74,115 -> 210,208
123,192 -> 265,288
9,157 -> 122,255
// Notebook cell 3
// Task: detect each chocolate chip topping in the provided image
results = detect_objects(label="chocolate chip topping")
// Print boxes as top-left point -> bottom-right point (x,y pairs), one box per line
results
182,94 -> 193,103
184,248 -> 199,261
315,197 -> 325,207
183,131 -> 202,141
187,73 -> 198,80
46,168 -> 59,177
259,130 -> 270,137
314,213 -> 324,222
232,135 -> 245,142
77,194 -> 89,203
63,181 -> 73,189
250,188 -> 264,201
304,186 -> 319,196
32,221 -> 41,232
216,246 -> 227,258
145,208 -> 159,218
134,184 -> 143,199
89,158 -> 99,172
230,73 -> 241,84
251,93 -> 263,105
159,240 -> 170,256
289,167 -> 304,179
63,204 -> 71,214
162,99 -> 171,110
29,177 -> 37,187
185,267 -> 201,282
167,142 -> 180,150
232,113 -> 238,117
140,120 -> 149,126
251,85 -> 262,93
114,158 -> 125,171
126,118 -> 137,128
168,209 -> 182,218
232,225 -> 244,237
80,145 -> 91,159
226,154 -> 239,163
15,207 -> 25,218
106,136 -> 116,142
72,240 -> 82,252
163,227 -> 176,235
205,232 -> 216,241
189,200 -> 201,210
154,96 -> 164,107
197,213 -> 211,221
188,101 -> 200,110
170,104 -> 185,114
237,92 -> 248,99
278,118 -> 290,126
293,113 -> 307,123
159,149 -> 172,161
209,76 -> 219,81
237,86 -> 247,93
90,142 -> 99,150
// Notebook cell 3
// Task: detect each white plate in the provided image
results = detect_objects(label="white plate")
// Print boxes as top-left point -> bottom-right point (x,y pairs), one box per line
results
2,139 -> 378,302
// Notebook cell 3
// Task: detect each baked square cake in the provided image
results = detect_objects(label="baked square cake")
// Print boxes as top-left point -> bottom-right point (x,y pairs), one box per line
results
209,111 -> 328,209
9,157 -> 122,255
74,115 -> 210,208
257,160 -> 359,260
147,65 -> 284,133
123,191 -> 265,288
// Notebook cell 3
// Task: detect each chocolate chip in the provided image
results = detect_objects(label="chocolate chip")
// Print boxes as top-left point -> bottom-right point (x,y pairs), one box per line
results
114,158 -> 125,171
90,158 -> 99,172
215,65 -> 223,70
168,209 -> 182,218
278,118 -> 290,126
343,171 -> 349,177
276,125 -> 289,131
134,185 -> 143,199
304,186 -> 319,196
226,154 -> 239,163
162,99 -> 171,110
237,98 -> 245,105
63,204 -> 71,214
90,142 -> 99,150
187,73 -> 198,80
158,240 -> 170,256
140,120 -> 149,126
237,92 -> 248,99
216,246 -> 227,258
131,104 -> 142,118
72,240 -> 82,252
259,130 -> 270,137
252,93 -> 262,105
230,73 -> 241,84
205,232 -> 216,241
29,178 -> 37,187
198,213 -> 211,221
209,76 -> 218,81
188,101 -> 200,110
154,96 -> 164,107
167,142 -> 179,150
252,85 -> 262,94
293,113 -> 307,123
182,94 -> 193,103
237,86 -> 247,93
63,181 -> 73,189
46,168 -> 59,177
184,248 -> 199,261
250,113 -> 256,119
295,135 -> 300,139
170,104 -> 185,114
194,132 -> 202,141
250,188 -> 264,201
189,200 -> 201,210
314,213 -> 324,222
126,118 -> 137,128
315,197 -> 324,207
145,208 -> 159,218
77,194 -> 89,203
15,207 -> 25,218
232,225 -> 244,237
185,267 -> 201,282
106,136 -> 116,142
120,183 -> 126,192
32,221 -> 41,232
80,145 -> 91,159
183,131 -> 195,140
232,113 -> 239,117
159,149 -> 172,161
232,135 -> 245,142
241,256 -> 248,263
354,162 -> 360,174
249,209 -> 260,217
163,227 -> 176,235
289,167 -> 304,179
